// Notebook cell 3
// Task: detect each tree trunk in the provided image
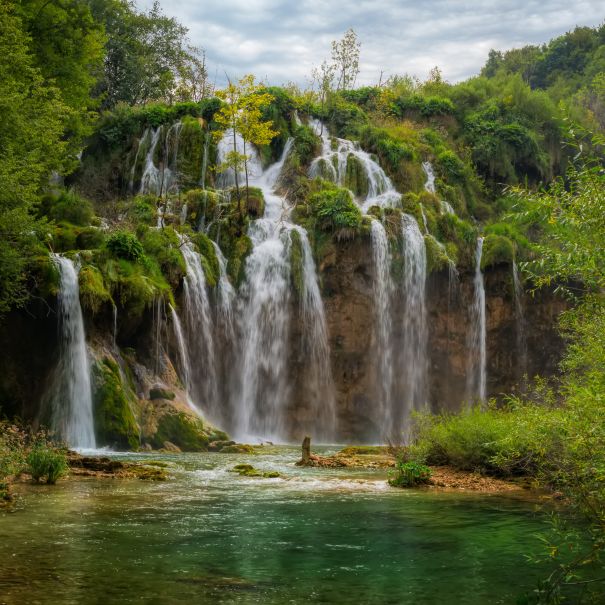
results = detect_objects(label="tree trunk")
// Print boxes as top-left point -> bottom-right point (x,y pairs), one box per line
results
243,138 -> 250,214
232,125 -> 241,219
301,436 -> 311,465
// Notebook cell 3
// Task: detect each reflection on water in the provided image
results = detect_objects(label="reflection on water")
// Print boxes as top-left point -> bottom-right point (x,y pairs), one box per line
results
0,448 -> 548,604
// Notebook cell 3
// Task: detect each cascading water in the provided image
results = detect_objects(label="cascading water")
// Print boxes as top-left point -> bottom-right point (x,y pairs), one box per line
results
178,235 -> 218,420
422,161 -> 436,194
467,238 -> 487,402
47,254 -> 95,449
370,220 -> 395,438
136,122 -> 182,198
512,261 -> 528,382
293,225 -> 337,441
219,131 -> 336,441
309,119 -> 400,212
399,214 -> 428,432
169,304 -> 197,411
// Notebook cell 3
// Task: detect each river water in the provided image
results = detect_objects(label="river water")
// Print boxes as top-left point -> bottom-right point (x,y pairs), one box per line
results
0,448 -> 551,604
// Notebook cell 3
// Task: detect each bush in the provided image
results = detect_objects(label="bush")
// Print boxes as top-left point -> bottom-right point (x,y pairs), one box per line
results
388,460 -> 432,487
106,230 -> 144,262
47,190 -> 94,227
310,185 -> 363,234
26,443 -> 68,484
481,234 -> 515,269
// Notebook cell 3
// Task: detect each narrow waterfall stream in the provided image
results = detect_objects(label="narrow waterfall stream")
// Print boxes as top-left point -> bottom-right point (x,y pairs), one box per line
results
467,238 -> 487,402
178,235 -> 219,421
370,220 -> 395,438
400,214 -> 428,427
47,254 -> 96,449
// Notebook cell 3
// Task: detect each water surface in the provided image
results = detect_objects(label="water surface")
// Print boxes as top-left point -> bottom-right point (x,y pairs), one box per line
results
0,448 -> 550,604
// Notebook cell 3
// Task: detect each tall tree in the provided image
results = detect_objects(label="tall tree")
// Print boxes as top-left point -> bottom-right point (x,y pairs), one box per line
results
214,75 -> 277,218
88,0 -> 201,107
0,1 -> 70,314
331,28 -> 361,91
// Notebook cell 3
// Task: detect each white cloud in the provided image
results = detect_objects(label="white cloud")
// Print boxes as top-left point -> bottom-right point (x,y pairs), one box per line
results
136,0 -> 604,86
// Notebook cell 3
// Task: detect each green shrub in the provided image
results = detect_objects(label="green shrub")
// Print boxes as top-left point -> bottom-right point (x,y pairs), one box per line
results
76,227 -> 105,250
293,124 -> 320,165
388,460 -> 432,488
106,231 -> 144,262
26,443 -> 68,484
310,184 -> 363,234
47,190 -> 94,226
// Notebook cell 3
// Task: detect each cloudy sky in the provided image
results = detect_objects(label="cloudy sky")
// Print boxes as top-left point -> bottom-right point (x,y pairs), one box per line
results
137,0 -> 604,87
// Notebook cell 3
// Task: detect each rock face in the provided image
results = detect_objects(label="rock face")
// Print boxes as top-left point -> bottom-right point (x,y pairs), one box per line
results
303,236 -> 567,442
0,237 -> 567,446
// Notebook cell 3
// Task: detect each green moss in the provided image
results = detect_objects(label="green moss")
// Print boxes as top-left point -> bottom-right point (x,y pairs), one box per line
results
183,189 -> 222,228
229,463 -> 280,478
481,234 -> 515,269
79,265 -> 111,314
425,235 -> 452,273
289,229 -> 304,298
192,232 -> 220,288
437,150 -> 466,182
151,412 -> 209,452
226,235 -> 253,287
92,357 -> 140,450
34,255 -> 61,298
344,155 -> 370,198
139,226 -> 185,287
293,124 -> 320,165
149,387 -> 175,400
106,231 -> 144,261
177,116 -> 205,189
245,187 -> 265,218
76,227 -> 105,250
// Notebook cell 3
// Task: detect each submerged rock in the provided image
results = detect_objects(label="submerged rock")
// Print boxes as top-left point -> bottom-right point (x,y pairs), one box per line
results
229,464 -> 281,478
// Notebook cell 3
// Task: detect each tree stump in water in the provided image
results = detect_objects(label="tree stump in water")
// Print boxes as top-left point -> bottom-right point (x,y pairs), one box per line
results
301,436 -> 311,465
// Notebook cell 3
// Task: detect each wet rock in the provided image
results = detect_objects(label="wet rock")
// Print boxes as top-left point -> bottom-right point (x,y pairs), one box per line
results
161,441 -> 181,452
208,440 -> 236,452
229,464 -> 281,478
219,444 -> 255,454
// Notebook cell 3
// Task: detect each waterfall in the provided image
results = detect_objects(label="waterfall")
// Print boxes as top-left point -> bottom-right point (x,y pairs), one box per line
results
308,119 -> 400,212
293,226 -> 337,441
169,304 -> 198,412
152,297 -> 165,376
112,303 -> 118,348
422,161 -> 436,194
370,220 -> 395,439
467,238 -> 487,402
47,254 -> 95,449
178,235 -> 218,420
215,128 -> 262,190
399,214 -> 428,432
200,130 -> 211,189
137,122 -> 182,198
441,200 -> 455,215
419,204 -> 429,234
213,241 -> 236,340
230,135 -> 336,442
512,261 -> 528,382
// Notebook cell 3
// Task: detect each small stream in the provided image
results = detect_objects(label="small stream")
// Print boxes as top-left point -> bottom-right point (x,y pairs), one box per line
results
0,449 -> 552,604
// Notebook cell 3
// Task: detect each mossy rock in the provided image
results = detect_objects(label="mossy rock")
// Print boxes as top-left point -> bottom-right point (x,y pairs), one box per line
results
424,235 -> 451,274
339,446 -> 390,456
92,357 -> 140,450
176,116 -> 205,189
229,464 -> 280,478
344,155 -> 369,198
481,234 -> 514,269
192,232 -> 220,288
226,235 -> 253,287
220,444 -> 256,454
151,412 -> 209,452
79,265 -> 112,314
149,387 -> 175,400
245,187 -> 265,218
289,229 -> 304,298
183,189 -> 222,228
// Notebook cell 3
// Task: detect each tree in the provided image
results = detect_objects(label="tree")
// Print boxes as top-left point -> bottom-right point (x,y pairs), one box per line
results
17,0 -> 105,156
88,0 -> 201,107
331,28 -> 361,91
214,75 -> 277,218
311,59 -> 336,120
0,1 -> 70,315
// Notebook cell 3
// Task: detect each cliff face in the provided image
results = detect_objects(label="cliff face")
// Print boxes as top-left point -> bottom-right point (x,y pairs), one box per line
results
310,236 -> 567,442
0,236 -> 566,446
